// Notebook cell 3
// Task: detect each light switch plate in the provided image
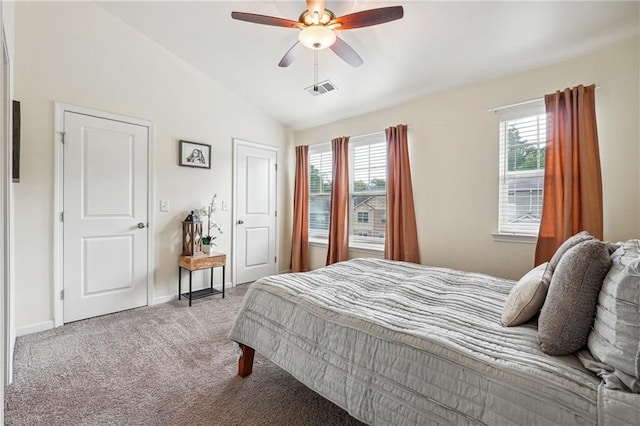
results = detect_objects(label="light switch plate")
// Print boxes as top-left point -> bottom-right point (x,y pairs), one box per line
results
160,200 -> 169,212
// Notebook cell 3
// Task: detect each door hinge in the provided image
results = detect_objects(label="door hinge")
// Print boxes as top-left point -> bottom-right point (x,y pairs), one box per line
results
275,256 -> 277,263
275,210 -> 277,217
60,289 -> 64,300
274,163 -> 277,171
58,131 -> 65,144
60,212 -> 64,222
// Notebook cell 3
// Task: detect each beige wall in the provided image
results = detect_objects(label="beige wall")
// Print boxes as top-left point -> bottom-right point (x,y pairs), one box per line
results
13,2 -> 291,329
11,2 -> 640,329
295,37 -> 640,280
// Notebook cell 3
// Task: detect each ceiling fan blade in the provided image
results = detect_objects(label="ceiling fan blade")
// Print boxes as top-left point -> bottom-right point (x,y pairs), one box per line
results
330,36 -> 363,68
306,0 -> 326,16
231,12 -> 300,28
334,6 -> 404,30
278,42 -> 305,67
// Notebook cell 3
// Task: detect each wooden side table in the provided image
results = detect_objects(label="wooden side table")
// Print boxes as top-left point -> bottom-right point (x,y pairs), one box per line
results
178,252 -> 226,306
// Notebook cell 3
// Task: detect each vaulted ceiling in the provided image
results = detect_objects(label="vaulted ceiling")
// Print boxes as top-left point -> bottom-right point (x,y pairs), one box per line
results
96,1 -> 640,131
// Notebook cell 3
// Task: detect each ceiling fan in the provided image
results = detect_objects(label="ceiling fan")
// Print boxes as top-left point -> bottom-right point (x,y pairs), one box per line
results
231,0 -> 404,68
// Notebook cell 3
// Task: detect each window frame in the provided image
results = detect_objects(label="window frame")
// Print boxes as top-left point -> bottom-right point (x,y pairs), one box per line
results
348,132 -> 387,247
308,145 -> 333,239
496,102 -> 546,239
357,211 -> 369,223
307,131 -> 387,251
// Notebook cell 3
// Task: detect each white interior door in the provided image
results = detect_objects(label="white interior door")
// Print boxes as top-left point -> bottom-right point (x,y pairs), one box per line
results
63,111 -> 149,323
234,140 -> 277,284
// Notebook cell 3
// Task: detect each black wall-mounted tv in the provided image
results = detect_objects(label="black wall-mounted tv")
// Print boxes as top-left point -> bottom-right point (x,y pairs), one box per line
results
12,100 -> 20,183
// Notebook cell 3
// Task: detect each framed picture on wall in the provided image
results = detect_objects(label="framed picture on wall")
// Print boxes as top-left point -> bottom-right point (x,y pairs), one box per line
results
179,140 -> 211,169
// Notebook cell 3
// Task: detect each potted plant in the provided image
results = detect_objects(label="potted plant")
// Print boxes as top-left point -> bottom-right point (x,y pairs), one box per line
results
196,194 -> 222,254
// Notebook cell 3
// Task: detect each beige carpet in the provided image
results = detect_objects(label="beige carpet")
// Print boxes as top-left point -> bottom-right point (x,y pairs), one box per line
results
5,285 -> 365,425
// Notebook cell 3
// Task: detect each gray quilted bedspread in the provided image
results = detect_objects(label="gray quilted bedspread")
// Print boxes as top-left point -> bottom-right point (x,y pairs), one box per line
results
228,258 -> 635,425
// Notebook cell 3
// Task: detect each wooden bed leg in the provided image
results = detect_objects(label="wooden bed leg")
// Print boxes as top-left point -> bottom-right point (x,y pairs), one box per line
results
238,344 -> 255,377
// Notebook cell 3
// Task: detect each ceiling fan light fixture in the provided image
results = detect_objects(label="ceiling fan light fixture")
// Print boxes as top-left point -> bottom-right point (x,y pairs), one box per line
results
298,25 -> 336,50
300,9 -> 335,26
231,3 -> 404,67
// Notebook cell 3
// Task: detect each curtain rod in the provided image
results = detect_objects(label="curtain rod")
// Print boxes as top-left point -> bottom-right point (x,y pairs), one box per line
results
487,97 -> 543,113
487,86 -> 600,114
305,133 -> 382,150
304,128 -> 392,149
349,126 -> 412,139
352,129 -> 386,139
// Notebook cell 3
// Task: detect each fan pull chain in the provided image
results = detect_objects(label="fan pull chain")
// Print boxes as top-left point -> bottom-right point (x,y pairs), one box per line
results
313,50 -> 319,92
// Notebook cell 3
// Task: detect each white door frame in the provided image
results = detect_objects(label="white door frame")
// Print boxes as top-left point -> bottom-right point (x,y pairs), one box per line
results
1,19 -> 14,388
53,103 -> 155,327
232,138 -> 279,286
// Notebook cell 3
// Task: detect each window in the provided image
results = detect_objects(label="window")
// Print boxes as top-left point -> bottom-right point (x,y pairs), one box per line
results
498,103 -> 546,236
308,148 -> 332,236
308,132 -> 387,247
350,133 -> 386,246
357,212 -> 369,223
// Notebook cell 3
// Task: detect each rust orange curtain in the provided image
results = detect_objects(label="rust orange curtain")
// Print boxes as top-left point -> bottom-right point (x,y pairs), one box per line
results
534,84 -> 603,265
326,137 -> 350,265
385,124 -> 420,263
291,145 -> 309,272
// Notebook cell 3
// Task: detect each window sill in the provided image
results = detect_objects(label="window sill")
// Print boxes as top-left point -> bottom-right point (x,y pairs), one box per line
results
309,237 -> 384,254
491,233 -> 537,244
349,241 -> 385,254
309,237 -> 327,248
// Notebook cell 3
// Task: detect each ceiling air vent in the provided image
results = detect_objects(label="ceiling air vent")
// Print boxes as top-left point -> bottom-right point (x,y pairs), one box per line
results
305,80 -> 338,97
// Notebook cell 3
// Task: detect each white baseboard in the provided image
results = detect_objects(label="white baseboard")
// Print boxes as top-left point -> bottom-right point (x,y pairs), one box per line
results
153,294 -> 177,305
16,320 -> 55,337
19,282 -> 236,335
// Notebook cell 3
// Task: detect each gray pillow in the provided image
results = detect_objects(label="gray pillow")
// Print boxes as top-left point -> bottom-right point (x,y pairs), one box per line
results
502,262 -> 552,327
548,230 -> 594,272
538,239 -> 612,355
587,240 -> 640,392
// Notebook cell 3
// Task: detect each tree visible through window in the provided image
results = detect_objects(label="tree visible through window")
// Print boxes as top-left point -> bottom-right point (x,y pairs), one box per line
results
507,126 -> 546,172
498,106 -> 546,235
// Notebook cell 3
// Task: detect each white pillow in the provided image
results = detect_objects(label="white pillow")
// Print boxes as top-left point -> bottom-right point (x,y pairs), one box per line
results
587,240 -> 640,392
502,262 -> 552,327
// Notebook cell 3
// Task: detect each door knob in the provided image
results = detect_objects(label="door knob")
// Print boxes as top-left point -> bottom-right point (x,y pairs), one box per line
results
137,222 -> 146,229
237,220 -> 244,225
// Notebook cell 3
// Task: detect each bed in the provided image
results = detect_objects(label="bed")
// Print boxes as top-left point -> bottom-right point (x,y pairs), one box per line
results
228,256 -> 640,425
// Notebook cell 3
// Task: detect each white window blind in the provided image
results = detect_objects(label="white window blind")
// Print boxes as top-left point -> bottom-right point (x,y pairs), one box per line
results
309,147 -> 332,236
307,131 -> 388,247
349,133 -> 386,245
498,103 -> 546,236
